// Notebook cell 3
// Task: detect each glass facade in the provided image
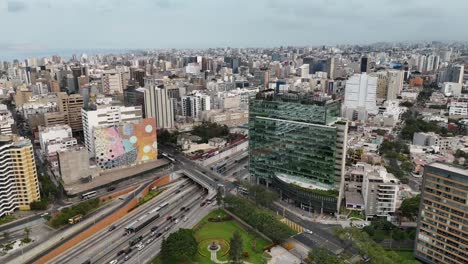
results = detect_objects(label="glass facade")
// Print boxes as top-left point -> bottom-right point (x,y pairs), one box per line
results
249,93 -> 343,212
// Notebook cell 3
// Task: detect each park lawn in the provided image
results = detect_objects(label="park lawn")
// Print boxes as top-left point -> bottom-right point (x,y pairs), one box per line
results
194,209 -> 270,264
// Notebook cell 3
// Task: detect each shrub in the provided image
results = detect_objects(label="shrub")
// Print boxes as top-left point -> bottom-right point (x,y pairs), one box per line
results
242,252 -> 249,258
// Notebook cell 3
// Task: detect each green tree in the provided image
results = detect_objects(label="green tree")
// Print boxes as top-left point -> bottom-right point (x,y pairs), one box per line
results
192,121 -> 229,142
160,229 -> 198,264
229,231 -> 243,263
400,195 -> 421,220
306,248 -> 344,264
247,184 -> 278,207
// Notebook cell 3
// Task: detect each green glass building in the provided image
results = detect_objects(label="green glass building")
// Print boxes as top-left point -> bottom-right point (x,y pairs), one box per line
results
249,91 -> 347,213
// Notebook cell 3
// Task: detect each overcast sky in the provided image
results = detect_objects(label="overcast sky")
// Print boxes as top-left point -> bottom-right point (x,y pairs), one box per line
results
0,0 -> 467,55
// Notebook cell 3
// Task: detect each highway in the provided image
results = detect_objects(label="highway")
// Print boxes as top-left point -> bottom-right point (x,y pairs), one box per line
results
50,178 -> 202,264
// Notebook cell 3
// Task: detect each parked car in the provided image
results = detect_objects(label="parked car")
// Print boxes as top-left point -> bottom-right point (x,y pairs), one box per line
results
108,225 -> 117,232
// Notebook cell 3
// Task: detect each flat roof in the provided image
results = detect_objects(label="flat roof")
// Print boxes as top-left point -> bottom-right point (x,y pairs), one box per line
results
429,162 -> 468,177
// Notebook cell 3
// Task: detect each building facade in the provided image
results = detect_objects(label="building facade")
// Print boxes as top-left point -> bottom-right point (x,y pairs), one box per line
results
82,105 -> 142,157
343,73 -> 378,121
249,91 -> 347,213
0,136 -> 40,216
144,86 -> 174,129
414,162 -> 467,264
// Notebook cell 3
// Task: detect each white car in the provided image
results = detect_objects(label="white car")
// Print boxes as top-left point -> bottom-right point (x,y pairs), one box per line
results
183,216 -> 188,222
109,260 -> 118,264
174,219 -> 179,224
138,244 -> 145,251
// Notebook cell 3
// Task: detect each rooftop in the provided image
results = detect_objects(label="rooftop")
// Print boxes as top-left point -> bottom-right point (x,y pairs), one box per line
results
429,162 -> 468,177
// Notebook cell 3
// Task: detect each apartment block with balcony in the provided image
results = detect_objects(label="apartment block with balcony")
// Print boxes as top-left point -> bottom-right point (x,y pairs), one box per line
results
415,162 -> 468,264
0,136 -> 40,216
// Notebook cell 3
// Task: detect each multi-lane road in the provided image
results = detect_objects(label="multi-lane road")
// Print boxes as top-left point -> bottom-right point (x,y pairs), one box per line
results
50,177 -> 210,264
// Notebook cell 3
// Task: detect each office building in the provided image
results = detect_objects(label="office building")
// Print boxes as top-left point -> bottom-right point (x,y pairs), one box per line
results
0,136 -> 40,216
124,87 -> 146,116
414,163 -> 467,264
438,64 -> 465,85
144,86 -> 174,129
343,73 -> 378,120
249,91 -> 347,213
360,57 -> 368,73
82,105 -> 142,157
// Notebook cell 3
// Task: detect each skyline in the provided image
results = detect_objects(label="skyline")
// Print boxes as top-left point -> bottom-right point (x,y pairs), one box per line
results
1,0 -> 468,59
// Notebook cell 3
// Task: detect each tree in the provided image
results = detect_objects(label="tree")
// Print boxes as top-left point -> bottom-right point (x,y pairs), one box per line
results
400,195 -> 421,220
247,184 -> 278,207
229,231 -> 243,263
306,248 -> 344,264
24,227 -> 31,239
160,229 -> 198,264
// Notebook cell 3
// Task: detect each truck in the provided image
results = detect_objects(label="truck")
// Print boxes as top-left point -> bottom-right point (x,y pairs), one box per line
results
68,214 -> 83,225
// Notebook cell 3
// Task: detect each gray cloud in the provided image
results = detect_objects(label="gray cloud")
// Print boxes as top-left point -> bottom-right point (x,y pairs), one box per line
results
7,1 -> 27,12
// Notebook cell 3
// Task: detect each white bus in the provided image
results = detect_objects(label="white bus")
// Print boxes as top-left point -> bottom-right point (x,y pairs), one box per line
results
80,191 -> 97,200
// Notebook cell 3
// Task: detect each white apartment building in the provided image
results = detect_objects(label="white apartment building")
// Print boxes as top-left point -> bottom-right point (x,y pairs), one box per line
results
38,125 -> 73,154
413,132 -> 455,152
0,104 -> 14,136
343,73 -> 378,120
442,82 -> 462,97
144,86 -> 174,129
449,102 -> 468,117
102,70 -> 124,95
82,105 -> 142,157
181,93 -> 211,120
345,163 -> 400,220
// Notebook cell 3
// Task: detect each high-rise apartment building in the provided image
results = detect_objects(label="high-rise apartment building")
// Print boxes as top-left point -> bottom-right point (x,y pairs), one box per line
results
181,93 -> 211,120
144,86 -> 174,129
0,136 -> 40,216
102,70 -> 124,95
43,93 -> 84,132
82,105 -> 142,157
343,73 -> 378,121
414,162 -> 467,264
438,64 -> 465,85
249,91 -> 347,213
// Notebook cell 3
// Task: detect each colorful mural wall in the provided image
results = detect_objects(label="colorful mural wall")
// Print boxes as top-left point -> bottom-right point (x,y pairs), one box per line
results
94,118 -> 158,170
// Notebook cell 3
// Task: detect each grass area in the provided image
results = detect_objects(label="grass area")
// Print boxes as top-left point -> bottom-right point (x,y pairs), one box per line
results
138,189 -> 163,206
0,215 -> 15,226
390,250 -> 421,263
194,209 -> 270,264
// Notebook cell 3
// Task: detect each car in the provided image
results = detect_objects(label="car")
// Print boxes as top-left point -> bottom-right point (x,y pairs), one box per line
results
304,229 -> 313,235
180,206 -> 186,211
166,216 -> 172,221
108,225 -> 117,232
138,244 -> 145,251
174,190 -> 181,194
147,238 -> 153,244
200,202 -> 206,207
206,201 -> 212,205
155,232 -> 163,238
165,226 -> 170,231
150,226 -> 158,232
109,260 -> 118,264
107,186 -> 116,192
184,207 -> 190,212
174,219 -> 179,224
117,250 -> 125,256
183,217 -> 188,222
122,232 -> 128,236
124,255 -> 130,261
150,231 -> 156,236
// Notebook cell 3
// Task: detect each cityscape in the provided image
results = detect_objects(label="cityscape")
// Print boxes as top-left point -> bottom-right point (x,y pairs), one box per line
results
1,1 -> 468,264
